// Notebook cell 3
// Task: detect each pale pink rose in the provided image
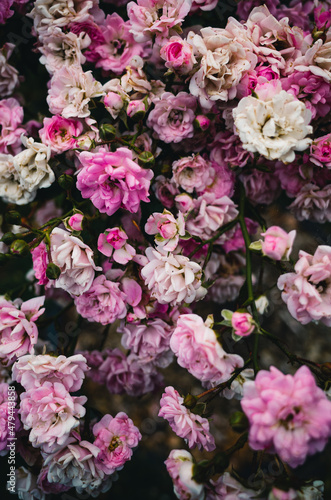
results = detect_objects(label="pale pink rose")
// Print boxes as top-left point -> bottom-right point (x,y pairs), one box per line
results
209,130 -> 252,170
261,226 -> 296,261
0,296 -> 45,366
231,312 -> 255,337
170,314 -> 244,386
145,210 -> 185,252
31,241 -> 49,287
95,14 -> 145,74
12,354 -> 88,392
79,350 -> 105,384
47,66 -> 104,119
175,193 -> 194,213
185,192 -> 238,240
0,98 -> 25,155
171,155 -> 214,194
74,275 -> 127,325
93,412 -> 141,474
0,43 -> 20,98
98,227 -> 136,264
159,386 -> 216,451
127,99 -> 146,118
103,91 -> 126,119
127,0 -> 192,44
99,348 -> 162,396
50,227 -> 101,296
278,245 -> 331,326
236,0 -> 279,20
120,318 -> 173,367
206,472 -> 256,500
310,133 -> 331,169
191,0 -> 217,12
19,382 -> 86,452
160,37 -> 195,75
165,449 -> 204,500
76,147 -> 153,216
202,161 -> 235,198
141,247 -> 206,305
154,175 -> 179,209
289,183 -> 331,223
67,213 -> 84,232
147,92 -> 197,144
39,116 -> 83,154
240,169 -> 281,206
69,19 -> 105,63
241,365 -> 331,468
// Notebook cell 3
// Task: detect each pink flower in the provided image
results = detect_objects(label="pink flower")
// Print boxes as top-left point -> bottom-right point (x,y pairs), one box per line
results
76,147 -> 153,216
206,472 -> 256,500
103,91 -> 126,119
171,155 -> 214,194
240,170 -> 281,206
241,365 -> 331,468
31,241 -> 49,286
79,350 -> 105,384
120,318 -> 173,367
0,98 -> 25,155
314,4 -> 331,30
261,226 -> 296,261
154,175 -> 179,209
210,131 -> 252,170
145,210 -> 185,252
19,382 -> 86,452
93,412 -> 141,474
12,354 -> 88,392
191,0 -> 217,12
160,37 -> 195,74
289,184 -> 331,223
50,228 -> 101,296
99,348 -> 162,396
39,116 -> 83,154
231,312 -> 255,337
127,0 -> 192,44
0,0 -> 14,24
310,133 -> 331,169
67,213 -> 84,232
185,193 -> 238,240
141,247 -> 206,305
278,245 -> 331,326
195,115 -> 210,131
0,43 -> 20,98
127,99 -> 146,118
202,161 -> 235,198
165,449 -> 204,500
94,14 -> 145,74
159,386 -> 216,451
0,297 -> 45,366
147,92 -> 197,144
170,314 -> 244,386
98,227 -> 136,264
74,275 -> 127,325
69,20 -> 105,63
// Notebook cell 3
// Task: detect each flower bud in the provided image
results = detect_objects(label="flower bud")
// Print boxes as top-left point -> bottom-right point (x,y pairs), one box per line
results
100,123 -> 116,141
5,211 -> 22,225
138,151 -> 155,167
229,411 -> 249,433
231,311 -> 255,337
183,393 -> 198,410
1,232 -> 17,245
194,115 -> 211,131
58,174 -> 74,190
46,262 -> 61,280
10,239 -> 29,255
65,213 -> 84,232
127,100 -> 146,121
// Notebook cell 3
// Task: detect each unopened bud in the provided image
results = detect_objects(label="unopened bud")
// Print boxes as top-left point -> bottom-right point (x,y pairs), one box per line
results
194,115 -> 211,131
46,263 -> 61,280
127,100 -> 146,121
138,151 -> 155,167
5,211 -> 21,225
1,232 -> 17,245
100,123 -> 116,141
58,174 -> 74,190
10,239 -> 29,255
183,393 -> 198,410
229,411 -> 249,433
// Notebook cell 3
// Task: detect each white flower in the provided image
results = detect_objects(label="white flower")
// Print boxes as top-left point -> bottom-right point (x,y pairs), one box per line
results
188,20 -> 257,108
14,136 -> 54,194
47,65 -> 104,118
50,228 -> 102,296
0,43 -> 20,98
0,154 -> 28,205
141,247 -> 206,305
14,467 -> 45,500
233,81 -> 312,163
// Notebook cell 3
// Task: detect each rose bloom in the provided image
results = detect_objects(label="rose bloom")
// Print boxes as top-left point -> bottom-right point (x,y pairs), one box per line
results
12,354 -> 88,392
171,154 -> 214,194
278,245 -> 331,326
170,314 -> 244,386
160,36 -> 195,75
145,210 -> 185,252
159,386 -> 216,451
93,412 -> 141,474
76,147 -> 153,216
191,0 -> 218,12
289,184 -> 331,223
95,13 -> 145,74
240,169 -> 281,206
31,241 -> 49,286
310,133 -> 331,169
231,312 -> 255,337
261,226 -> 296,261
165,449 -> 204,500
39,115 -> 83,154
154,175 -> 179,209
98,227 -> 136,265
50,227 -> 101,296
66,213 -> 84,232
74,275 -> 127,325
233,81 -> 312,163
210,130 -> 252,170
19,381 -> 87,452
15,467 -> 46,500
241,365 -> 331,468
0,296 -> 45,366
120,318 -> 173,368
147,92 -> 197,144
141,247 -> 206,305
206,472 -> 257,500
0,98 -> 25,155
0,43 -> 19,98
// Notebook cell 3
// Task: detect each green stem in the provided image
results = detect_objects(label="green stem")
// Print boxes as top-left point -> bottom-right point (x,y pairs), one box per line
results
188,218 -> 239,259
